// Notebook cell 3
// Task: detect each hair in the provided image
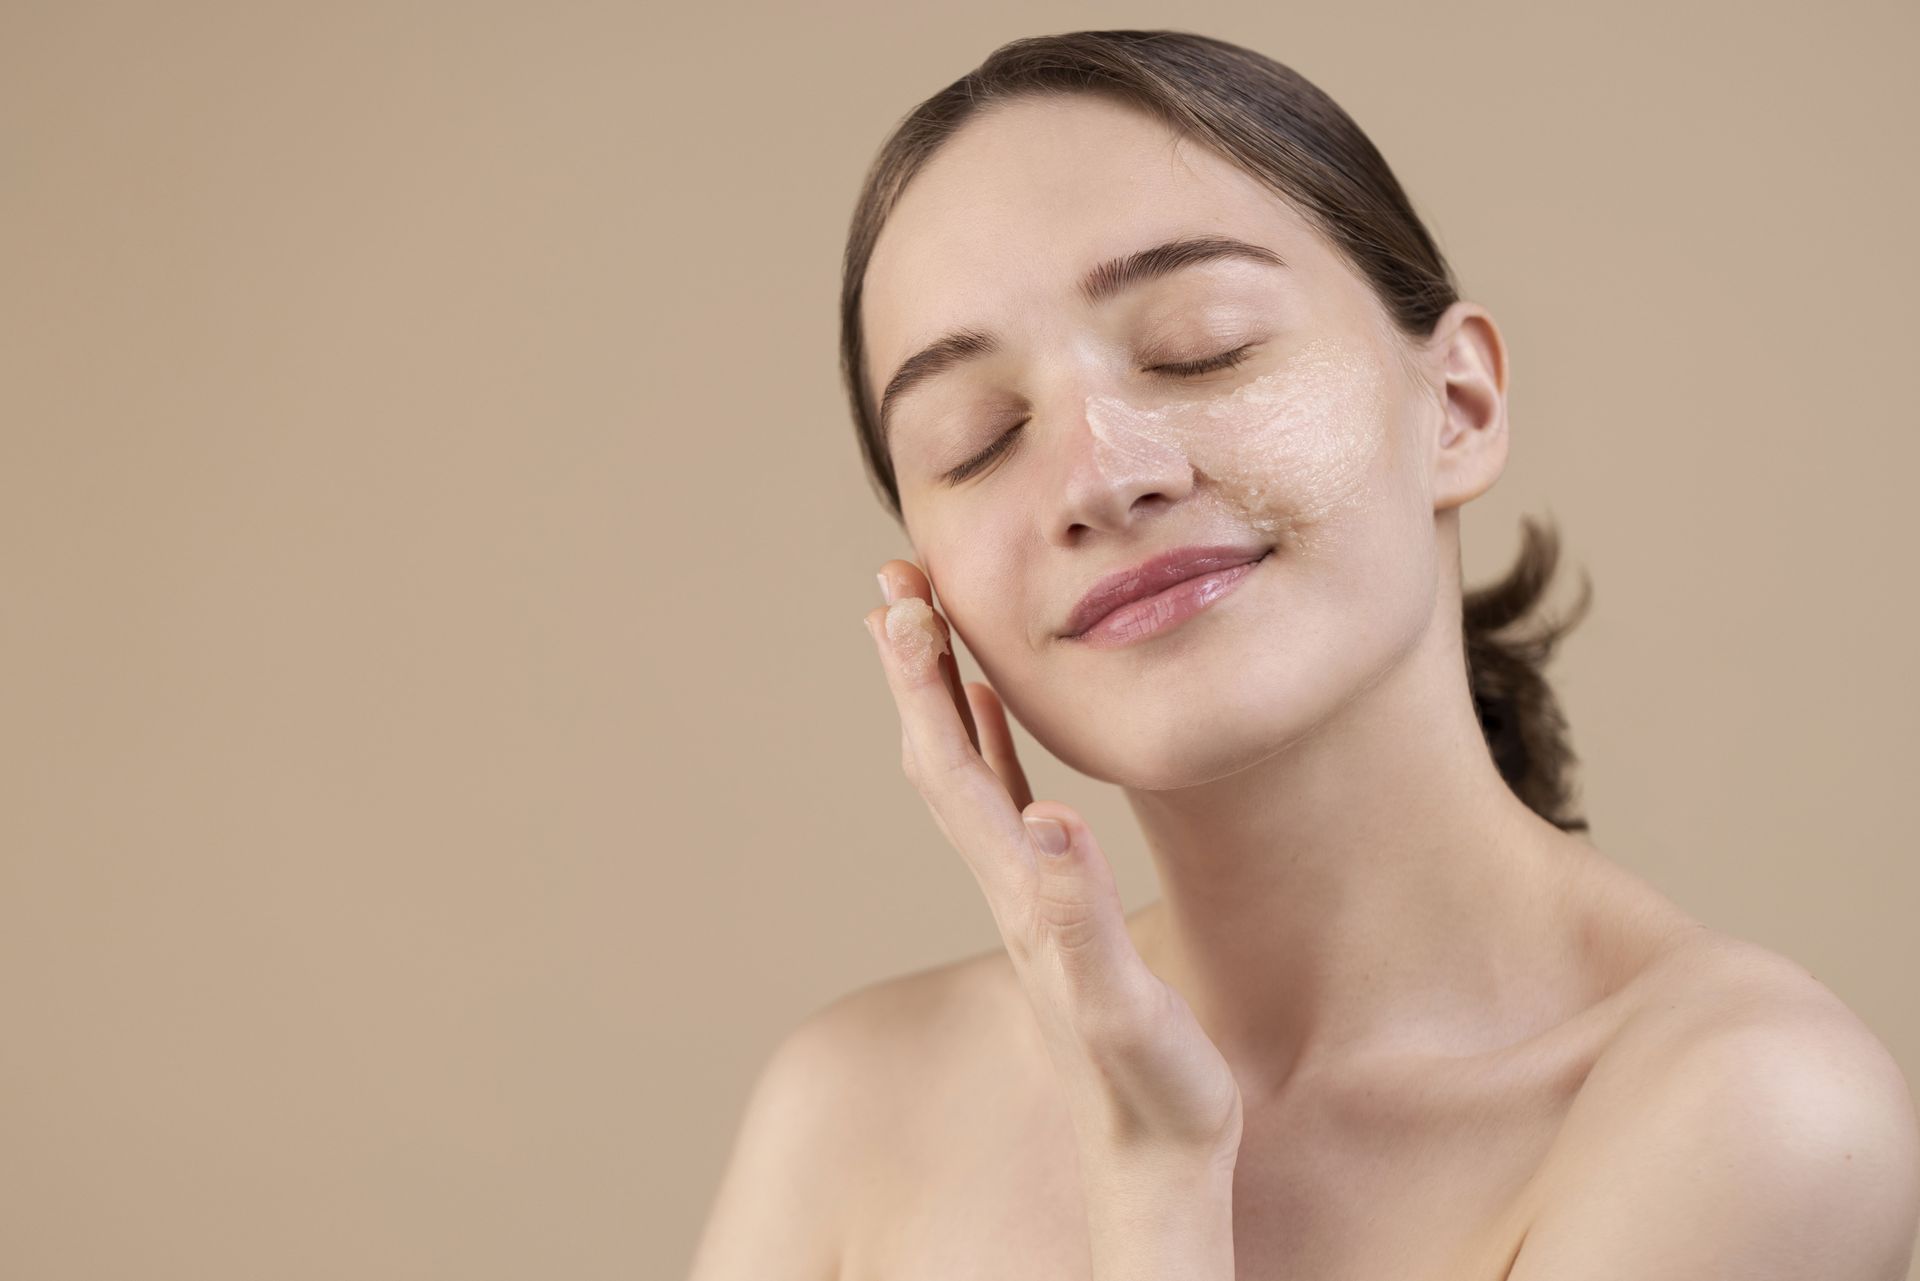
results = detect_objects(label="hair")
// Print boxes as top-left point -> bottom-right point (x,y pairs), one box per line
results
837,29 -> 1594,835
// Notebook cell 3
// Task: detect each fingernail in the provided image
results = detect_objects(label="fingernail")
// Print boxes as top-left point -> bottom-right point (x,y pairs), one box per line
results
876,571 -> 895,604
1024,816 -> 1069,857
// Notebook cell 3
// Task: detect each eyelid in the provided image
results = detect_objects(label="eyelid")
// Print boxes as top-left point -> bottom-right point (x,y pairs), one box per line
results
940,418 -> 1026,486
1146,341 -> 1258,376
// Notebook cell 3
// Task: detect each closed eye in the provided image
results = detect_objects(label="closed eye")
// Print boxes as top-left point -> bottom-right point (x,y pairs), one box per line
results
1148,342 -> 1257,377
938,344 -> 1259,486
940,421 -> 1026,486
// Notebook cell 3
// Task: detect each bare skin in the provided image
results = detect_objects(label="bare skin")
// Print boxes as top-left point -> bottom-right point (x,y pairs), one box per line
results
829,888 -> 1868,1281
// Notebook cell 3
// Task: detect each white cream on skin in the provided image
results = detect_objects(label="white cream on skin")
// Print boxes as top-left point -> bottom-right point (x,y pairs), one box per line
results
1082,332 -> 1393,557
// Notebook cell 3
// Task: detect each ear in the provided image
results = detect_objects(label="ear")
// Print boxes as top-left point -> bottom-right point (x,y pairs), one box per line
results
1422,302 -> 1510,513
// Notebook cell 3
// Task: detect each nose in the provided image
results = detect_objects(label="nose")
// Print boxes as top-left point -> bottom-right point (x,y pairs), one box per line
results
1042,386 -> 1197,542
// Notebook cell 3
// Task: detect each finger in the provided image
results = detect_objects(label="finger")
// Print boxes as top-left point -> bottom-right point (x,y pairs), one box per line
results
963,681 -> 1033,811
879,558 -> 981,753
863,593 -> 1034,915
940,642 -> 982,756
1018,803 -> 1155,1029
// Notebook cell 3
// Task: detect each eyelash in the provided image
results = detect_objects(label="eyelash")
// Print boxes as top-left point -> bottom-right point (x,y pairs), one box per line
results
939,344 -> 1257,486
1153,343 -> 1256,378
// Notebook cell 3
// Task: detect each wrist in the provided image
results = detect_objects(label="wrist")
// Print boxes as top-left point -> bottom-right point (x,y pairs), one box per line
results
1079,1147 -> 1237,1281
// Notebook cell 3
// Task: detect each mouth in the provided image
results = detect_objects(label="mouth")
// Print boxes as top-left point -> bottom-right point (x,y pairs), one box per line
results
1063,545 -> 1273,647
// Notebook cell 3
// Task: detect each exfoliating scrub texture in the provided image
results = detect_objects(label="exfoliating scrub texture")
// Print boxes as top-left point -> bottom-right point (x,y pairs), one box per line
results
885,595 -> 951,681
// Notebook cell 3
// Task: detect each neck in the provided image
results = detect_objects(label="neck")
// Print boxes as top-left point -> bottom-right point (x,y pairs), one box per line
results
1121,597 -> 1613,1105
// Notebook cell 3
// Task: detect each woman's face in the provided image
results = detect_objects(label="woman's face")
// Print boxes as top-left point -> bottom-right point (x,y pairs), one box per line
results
860,94 -> 1481,789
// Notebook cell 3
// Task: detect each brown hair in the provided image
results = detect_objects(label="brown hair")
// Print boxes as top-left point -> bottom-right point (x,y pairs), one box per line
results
837,29 -> 1594,834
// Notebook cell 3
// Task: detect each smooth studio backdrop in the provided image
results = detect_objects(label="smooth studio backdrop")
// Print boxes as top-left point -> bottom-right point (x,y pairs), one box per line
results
2,2 -> 1915,1278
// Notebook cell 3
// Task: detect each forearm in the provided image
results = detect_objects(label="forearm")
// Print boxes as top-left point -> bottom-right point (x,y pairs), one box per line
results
1081,1148 -> 1238,1280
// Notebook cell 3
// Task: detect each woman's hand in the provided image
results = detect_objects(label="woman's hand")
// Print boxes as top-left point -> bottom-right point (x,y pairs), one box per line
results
861,558 -> 1246,1171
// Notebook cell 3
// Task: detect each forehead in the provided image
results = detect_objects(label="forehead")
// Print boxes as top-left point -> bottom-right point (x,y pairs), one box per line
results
861,94 -> 1335,405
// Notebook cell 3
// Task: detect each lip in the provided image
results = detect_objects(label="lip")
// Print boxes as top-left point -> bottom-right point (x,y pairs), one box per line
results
1063,543 -> 1272,641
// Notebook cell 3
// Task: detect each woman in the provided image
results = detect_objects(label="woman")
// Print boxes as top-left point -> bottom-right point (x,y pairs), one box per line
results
688,30 -> 1919,1281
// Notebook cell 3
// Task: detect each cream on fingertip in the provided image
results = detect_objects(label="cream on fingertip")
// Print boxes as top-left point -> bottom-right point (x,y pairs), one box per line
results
884,596 -> 950,681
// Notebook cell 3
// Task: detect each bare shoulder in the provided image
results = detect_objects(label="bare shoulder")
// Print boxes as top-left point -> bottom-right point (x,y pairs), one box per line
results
1605,928 -> 1915,1094
1514,928 -> 1920,1280
813,944 -> 1018,1040
773,944 -> 1019,1153
787,941 -> 1035,1133
686,947 -> 1016,1281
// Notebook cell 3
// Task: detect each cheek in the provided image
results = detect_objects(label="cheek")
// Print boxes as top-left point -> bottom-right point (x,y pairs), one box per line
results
919,529 -> 1030,654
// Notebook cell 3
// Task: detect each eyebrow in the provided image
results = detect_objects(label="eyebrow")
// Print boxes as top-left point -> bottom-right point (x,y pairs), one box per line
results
875,233 -> 1289,447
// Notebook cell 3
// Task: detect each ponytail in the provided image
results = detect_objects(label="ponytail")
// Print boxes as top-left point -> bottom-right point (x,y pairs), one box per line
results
1464,514 -> 1594,834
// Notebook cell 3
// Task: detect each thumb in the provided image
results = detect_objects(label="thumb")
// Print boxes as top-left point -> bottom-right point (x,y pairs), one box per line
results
1019,804 -> 1142,1003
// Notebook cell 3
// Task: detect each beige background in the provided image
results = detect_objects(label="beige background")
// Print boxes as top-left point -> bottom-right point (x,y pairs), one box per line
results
2,2 -> 1915,1277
